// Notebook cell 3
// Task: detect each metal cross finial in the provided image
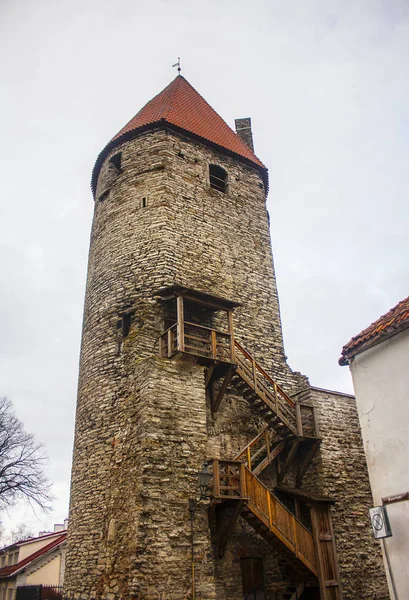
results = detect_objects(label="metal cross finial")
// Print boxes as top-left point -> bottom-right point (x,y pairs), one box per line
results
172,57 -> 181,73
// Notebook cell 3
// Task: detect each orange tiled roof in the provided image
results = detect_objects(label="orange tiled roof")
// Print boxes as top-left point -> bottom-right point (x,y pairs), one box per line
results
91,75 -> 267,195
339,295 -> 409,365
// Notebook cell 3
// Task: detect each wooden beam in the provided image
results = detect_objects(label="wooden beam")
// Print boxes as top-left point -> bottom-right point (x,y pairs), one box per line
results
227,309 -> 235,362
295,402 -> 303,436
211,368 -> 234,416
296,440 -> 320,487
218,500 -> 243,557
176,295 -> 184,352
253,440 -> 285,477
278,440 -> 301,485
205,364 -> 215,388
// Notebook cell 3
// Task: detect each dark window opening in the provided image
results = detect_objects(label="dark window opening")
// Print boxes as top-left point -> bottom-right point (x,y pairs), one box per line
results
141,197 -> 147,208
122,313 -> 132,337
98,189 -> 110,202
240,557 -> 265,600
117,312 -> 134,338
109,153 -> 122,172
209,164 -> 228,193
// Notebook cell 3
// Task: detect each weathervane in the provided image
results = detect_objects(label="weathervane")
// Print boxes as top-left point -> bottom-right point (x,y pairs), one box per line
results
172,57 -> 181,74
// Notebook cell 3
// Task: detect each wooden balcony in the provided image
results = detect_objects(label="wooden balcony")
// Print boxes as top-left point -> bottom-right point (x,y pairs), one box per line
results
159,321 -> 234,363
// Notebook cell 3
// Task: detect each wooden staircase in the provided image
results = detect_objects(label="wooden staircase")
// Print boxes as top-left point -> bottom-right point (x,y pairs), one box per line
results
159,305 -> 341,599
212,460 -> 318,577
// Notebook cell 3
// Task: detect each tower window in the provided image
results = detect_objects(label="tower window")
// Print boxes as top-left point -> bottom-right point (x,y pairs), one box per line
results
209,165 -> 227,193
109,153 -> 122,172
141,197 -> 147,208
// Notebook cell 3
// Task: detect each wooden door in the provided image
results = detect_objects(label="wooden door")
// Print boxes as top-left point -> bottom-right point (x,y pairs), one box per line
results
310,505 -> 343,600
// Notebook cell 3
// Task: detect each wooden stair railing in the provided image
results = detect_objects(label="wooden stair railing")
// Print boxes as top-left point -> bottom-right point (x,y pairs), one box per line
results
159,325 -> 318,442
232,342 -> 299,438
234,426 -> 286,477
212,460 -> 318,577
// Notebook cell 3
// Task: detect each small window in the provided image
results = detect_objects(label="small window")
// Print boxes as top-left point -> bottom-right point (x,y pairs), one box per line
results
209,165 -> 227,193
122,313 -> 132,337
98,189 -> 110,202
109,153 -> 122,172
141,197 -> 147,208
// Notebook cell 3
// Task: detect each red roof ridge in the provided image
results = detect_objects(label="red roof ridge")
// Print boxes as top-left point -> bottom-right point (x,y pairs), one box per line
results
0,533 -> 66,579
339,294 -> 409,365
92,75 -> 268,196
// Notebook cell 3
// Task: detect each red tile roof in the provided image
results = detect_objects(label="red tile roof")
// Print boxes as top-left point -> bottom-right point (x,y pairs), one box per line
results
0,533 -> 66,579
91,75 -> 267,196
339,295 -> 409,365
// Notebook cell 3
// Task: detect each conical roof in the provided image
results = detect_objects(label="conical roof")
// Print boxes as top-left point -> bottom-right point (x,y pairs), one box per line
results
92,76 -> 268,195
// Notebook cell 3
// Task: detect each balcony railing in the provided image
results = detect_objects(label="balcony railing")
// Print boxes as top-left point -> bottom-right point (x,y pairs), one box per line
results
159,321 -> 234,363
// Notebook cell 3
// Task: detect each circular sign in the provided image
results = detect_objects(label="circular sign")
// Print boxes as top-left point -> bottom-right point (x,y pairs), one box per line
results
372,512 -> 384,531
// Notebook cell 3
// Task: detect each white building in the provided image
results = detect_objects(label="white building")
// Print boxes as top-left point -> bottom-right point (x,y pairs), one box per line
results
340,295 -> 409,600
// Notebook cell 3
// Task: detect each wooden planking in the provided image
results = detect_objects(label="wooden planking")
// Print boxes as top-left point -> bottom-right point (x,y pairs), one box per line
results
242,467 -> 317,575
310,505 -> 343,600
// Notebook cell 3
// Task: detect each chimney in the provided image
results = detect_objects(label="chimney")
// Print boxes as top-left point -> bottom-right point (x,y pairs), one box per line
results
234,118 -> 254,152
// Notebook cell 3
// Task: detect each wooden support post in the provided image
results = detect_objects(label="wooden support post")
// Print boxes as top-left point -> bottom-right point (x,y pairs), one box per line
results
227,309 -> 235,362
205,364 -> 215,388
213,460 -> 220,497
294,498 -> 301,522
212,368 -> 234,416
168,329 -> 173,357
312,407 -> 320,438
176,296 -> 184,352
211,330 -> 217,359
239,463 -> 247,497
292,515 -> 298,557
295,402 -> 303,437
246,447 -> 252,472
267,488 -> 273,529
273,381 -> 279,414
265,429 -> 270,460
296,440 -> 320,487
252,359 -> 257,392
278,440 -> 300,485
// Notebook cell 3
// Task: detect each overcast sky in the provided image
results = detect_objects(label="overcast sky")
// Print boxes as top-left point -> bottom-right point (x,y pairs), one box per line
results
1,0 -> 408,539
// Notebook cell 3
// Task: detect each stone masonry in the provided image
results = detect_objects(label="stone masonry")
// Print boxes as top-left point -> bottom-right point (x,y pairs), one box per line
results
64,80 -> 389,600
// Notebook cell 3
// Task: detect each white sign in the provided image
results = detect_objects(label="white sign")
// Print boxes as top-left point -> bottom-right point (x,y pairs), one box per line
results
369,506 -> 392,539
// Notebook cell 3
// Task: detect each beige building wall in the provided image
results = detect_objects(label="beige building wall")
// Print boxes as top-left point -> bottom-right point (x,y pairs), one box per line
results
26,555 -> 61,586
350,328 -> 409,600
18,535 -> 61,561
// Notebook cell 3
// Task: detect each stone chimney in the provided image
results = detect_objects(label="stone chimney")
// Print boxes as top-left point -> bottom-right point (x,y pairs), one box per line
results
235,117 -> 254,152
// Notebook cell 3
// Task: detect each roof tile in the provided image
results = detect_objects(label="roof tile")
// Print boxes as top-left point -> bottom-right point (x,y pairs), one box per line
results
340,295 -> 409,364
112,75 -> 265,169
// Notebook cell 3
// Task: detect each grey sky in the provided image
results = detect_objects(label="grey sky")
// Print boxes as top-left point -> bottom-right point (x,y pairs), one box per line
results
1,0 -> 408,537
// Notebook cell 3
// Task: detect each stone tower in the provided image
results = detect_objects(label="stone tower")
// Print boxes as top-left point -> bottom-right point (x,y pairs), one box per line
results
64,76 -> 388,600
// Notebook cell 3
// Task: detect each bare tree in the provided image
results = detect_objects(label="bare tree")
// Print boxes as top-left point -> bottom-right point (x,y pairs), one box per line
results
10,523 -> 34,543
0,397 -> 52,512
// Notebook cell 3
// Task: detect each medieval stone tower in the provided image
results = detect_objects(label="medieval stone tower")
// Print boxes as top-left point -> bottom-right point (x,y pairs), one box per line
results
64,76 -> 388,600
